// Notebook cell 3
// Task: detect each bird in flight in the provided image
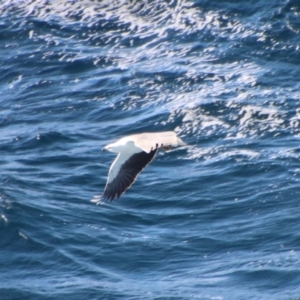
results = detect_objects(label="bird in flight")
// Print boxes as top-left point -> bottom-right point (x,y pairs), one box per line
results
102,131 -> 185,201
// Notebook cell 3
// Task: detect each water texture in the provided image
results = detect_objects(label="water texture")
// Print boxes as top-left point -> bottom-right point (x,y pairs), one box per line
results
1,0 -> 300,299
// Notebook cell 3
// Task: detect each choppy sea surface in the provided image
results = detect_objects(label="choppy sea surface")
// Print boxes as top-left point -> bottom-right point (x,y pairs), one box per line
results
1,0 -> 300,299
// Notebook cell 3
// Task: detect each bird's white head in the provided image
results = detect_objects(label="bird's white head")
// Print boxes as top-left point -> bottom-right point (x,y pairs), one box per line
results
102,141 -> 125,153
102,143 -> 117,153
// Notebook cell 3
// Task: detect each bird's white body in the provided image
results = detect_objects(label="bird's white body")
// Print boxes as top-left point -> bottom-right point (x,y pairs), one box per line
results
104,131 -> 185,154
104,139 -> 141,154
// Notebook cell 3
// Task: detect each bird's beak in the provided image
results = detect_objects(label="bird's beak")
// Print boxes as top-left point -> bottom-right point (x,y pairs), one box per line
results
103,145 -> 113,152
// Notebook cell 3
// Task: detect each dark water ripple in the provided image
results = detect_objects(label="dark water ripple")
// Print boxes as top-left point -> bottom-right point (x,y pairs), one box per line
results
1,0 -> 300,299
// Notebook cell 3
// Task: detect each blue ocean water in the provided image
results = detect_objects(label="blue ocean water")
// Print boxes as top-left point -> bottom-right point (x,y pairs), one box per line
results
1,0 -> 300,299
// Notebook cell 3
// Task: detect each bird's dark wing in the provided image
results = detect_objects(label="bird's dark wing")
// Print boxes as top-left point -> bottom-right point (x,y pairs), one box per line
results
103,149 -> 158,201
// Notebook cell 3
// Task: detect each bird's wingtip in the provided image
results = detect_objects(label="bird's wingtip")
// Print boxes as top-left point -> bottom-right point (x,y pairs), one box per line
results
90,195 -> 105,205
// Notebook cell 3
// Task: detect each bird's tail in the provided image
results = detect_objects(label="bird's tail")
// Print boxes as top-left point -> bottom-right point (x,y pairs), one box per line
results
177,137 -> 186,146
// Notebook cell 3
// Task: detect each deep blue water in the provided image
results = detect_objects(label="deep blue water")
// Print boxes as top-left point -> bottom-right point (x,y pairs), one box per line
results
1,0 -> 300,299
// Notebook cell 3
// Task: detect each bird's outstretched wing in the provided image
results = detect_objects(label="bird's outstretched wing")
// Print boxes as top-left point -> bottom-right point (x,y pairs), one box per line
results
102,149 -> 158,201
